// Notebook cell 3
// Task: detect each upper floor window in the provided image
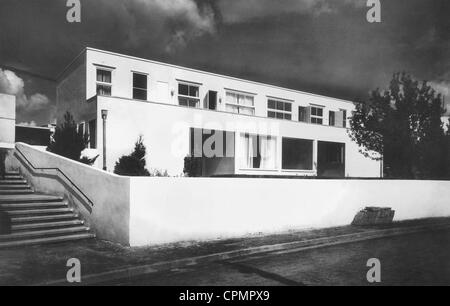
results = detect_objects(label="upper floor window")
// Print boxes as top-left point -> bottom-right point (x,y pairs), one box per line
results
329,110 -> 347,128
96,69 -> 112,96
225,91 -> 255,115
329,111 -> 336,126
178,83 -> 200,108
133,73 -> 148,100
267,99 -> 292,120
298,106 -> 309,123
310,106 -> 323,124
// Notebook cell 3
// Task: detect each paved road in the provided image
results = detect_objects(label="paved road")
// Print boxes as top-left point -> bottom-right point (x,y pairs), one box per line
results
107,229 -> 450,286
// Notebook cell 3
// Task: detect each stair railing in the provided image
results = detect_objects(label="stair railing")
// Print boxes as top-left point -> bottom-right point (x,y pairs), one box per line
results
14,146 -> 94,213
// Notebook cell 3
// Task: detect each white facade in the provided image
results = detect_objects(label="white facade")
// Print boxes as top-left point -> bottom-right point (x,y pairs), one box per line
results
0,93 -> 16,149
56,48 -> 381,177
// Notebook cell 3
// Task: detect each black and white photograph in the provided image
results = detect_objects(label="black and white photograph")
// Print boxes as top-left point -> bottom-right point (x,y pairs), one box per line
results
0,0 -> 449,292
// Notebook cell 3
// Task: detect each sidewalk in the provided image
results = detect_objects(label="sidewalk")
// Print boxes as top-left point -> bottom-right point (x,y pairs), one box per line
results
1,217 -> 449,285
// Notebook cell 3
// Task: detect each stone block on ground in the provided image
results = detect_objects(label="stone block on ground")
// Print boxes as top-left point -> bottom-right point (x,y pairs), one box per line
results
351,207 -> 395,226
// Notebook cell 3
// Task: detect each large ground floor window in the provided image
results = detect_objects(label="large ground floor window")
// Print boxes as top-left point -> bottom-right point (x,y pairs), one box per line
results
282,138 -> 313,170
240,134 -> 277,169
317,141 -> 345,177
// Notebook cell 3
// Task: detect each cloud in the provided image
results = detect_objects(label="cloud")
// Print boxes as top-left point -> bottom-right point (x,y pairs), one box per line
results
0,69 -> 24,95
0,68 -> 51,113
217,0 -> 366,23
137,0 -> 215,33
123,0 -> 216,52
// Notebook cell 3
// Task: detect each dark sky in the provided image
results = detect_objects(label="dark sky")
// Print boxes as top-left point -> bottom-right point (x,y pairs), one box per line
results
0,0 -> 449,125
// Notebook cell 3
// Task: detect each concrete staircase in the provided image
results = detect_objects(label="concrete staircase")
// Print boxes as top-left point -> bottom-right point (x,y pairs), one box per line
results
0,172 -> 95,248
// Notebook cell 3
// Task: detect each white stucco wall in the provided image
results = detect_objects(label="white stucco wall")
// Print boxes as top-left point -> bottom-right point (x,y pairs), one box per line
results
96,96 -> 380,177
0,93 -> 16,149
129,177 -> 450,246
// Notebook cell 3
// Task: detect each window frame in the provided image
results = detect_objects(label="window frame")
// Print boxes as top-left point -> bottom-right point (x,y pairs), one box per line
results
239,133 -> 278,171
96,67 -> 113,97
310,105 -> 324,125
225,90 -> 256,115
267,98 -> 292,120
178,82 -> 200,108
132,72 -> 148,101
281,137 -> 314,171
329,110 -> 336,126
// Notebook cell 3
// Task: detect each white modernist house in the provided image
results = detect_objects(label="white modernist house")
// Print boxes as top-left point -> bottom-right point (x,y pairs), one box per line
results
57,48 -> 381,178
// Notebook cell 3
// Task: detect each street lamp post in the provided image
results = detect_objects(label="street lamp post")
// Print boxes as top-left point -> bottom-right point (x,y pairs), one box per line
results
101,109 -> 108,171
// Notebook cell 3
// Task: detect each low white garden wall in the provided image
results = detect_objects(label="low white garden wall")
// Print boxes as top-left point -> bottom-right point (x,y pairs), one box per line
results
129,177 -> 450,246
10,143 -> 450,247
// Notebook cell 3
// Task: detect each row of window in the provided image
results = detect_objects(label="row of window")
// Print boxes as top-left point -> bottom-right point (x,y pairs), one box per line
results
241,134 -> 345,171
96,68 -> 149,101
95,68 -> 347,127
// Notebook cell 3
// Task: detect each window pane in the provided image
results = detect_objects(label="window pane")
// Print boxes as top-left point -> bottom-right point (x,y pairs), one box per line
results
276,101 -> 284,110
276,112 -> 283,119
268,100 -> 275,109
133,73 -> 147,89
259,136 -> 277,169
133,88 -> 147,100
299,106 -> 307,122
329,111 -> 335,126
97,84 -> 111,96
97,69 -> 111,83
179,97 -> 188,106
285,103 -> 292,112
189,85 -> 199,97
226,104 -> 238,113
244,96 -> 254,107
285,114 -> 292,120
226,92 -> 237,104
317,108 -> 323,117
268,111 -> 276,118
240,107 -> 254,115
178,84 -> 189,96
188,99 -> 198,107
282,138 -> 313,170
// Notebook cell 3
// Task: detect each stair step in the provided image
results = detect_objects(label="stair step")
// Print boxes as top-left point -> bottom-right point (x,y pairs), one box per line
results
0,226 -> 90,241
11,220 -> 84,231
0,194 -> 63,204
11,213 -> 79,223
1,175 -> 23,180
0,184 -> 32,190
0,202 -> 68,210
0,180 -> 27,185
0,189 -> 34,195
6,208 -> 73,216
0,233 -> 96,248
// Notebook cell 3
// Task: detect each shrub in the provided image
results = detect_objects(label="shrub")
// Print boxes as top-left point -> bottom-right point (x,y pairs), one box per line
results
47,112 -> 88,161
114,136 -> 150,176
